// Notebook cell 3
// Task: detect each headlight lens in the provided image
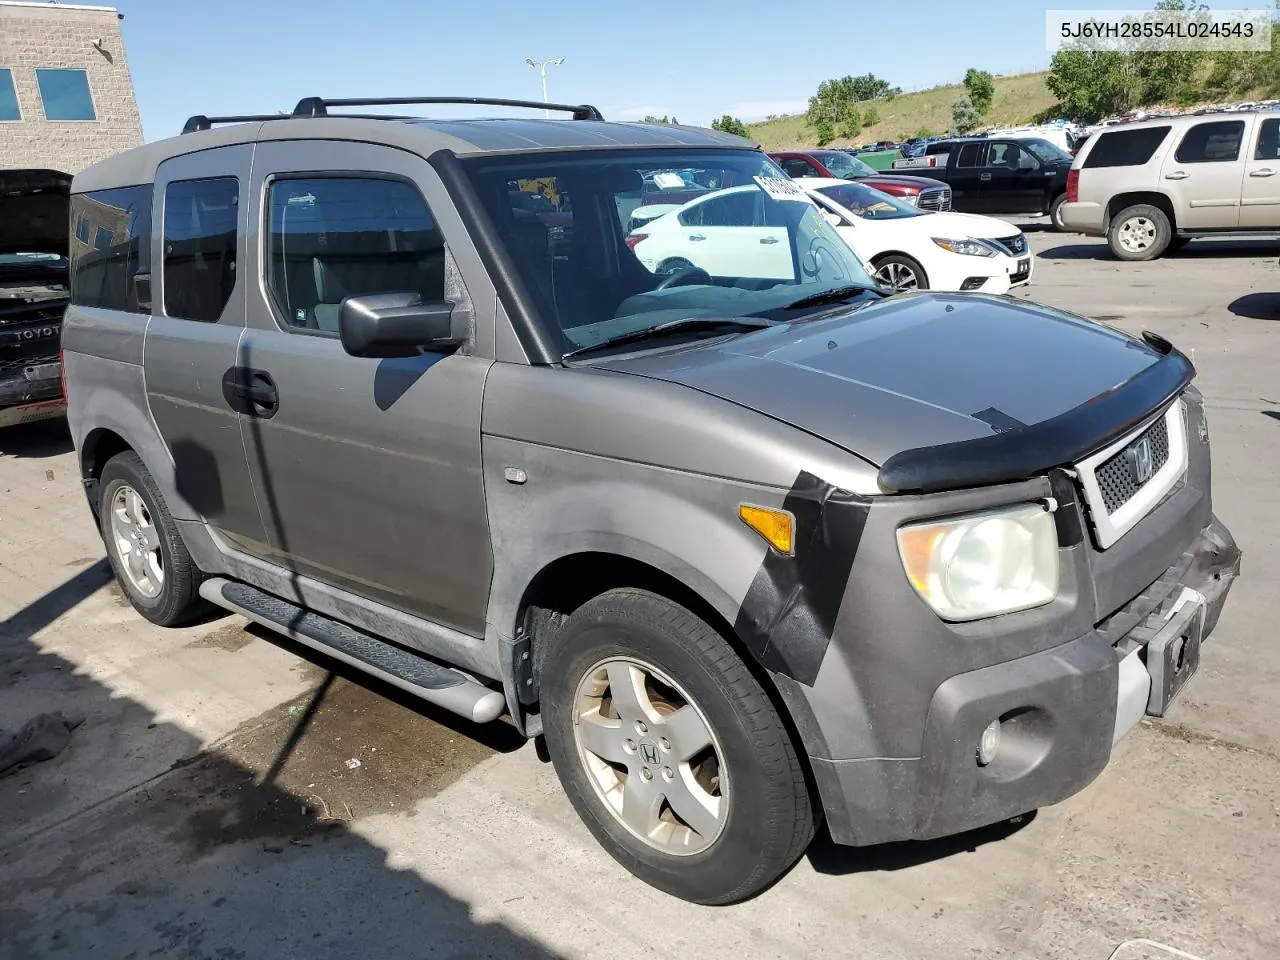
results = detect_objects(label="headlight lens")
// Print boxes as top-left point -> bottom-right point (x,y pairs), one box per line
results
902,194 -> 919,206
896,504 -> 1059,621
932,237 -> 996,257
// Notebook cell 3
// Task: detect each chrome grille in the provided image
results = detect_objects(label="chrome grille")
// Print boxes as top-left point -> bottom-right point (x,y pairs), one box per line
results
992,234 -> 1028,257
1094,416 -> 1170,513
917,187 -> 952,211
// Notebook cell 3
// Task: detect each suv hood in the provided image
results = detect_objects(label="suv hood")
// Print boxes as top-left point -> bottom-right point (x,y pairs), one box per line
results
596,292 -> 1164,469
0,169 -> 72,257
858,173 -> 948,191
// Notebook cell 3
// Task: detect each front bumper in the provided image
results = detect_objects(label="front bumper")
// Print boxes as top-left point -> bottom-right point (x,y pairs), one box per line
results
0,368 -> 64,428
808,514 -> 1240,847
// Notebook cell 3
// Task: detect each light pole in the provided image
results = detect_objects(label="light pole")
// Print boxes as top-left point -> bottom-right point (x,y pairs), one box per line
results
524,57 -> 565,118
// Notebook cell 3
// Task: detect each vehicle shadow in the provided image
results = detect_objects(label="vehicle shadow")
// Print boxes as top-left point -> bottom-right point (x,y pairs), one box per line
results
1038,240 -> 1280,262
805,812 -> 1036,876
1262,410 -> 1280,423
0,417 -> 72,459
0,566 -> 555,959
1228,293 -> 1280,321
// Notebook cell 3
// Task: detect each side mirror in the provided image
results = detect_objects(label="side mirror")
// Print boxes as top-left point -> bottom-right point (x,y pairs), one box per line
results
338,292 -> 463,359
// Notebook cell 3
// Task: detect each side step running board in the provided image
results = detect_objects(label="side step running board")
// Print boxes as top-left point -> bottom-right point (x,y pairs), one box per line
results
199,578 -> 507,723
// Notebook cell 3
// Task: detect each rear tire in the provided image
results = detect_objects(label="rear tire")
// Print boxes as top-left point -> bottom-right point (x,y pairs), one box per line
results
1107,204 -> 1171,261
872,254 -> 929,292
98,451 -> 213,627
1049,193 -> 1068,232
541,588 -> 814,905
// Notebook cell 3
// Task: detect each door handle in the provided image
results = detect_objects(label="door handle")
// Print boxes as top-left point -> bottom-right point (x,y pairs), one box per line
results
1249,168 -> 1276,177
222,367 -> 279,418
979,173 -> 992,181
1165,170 -> 1190,180
759,236 -> 780,245
688,234 -> 707,241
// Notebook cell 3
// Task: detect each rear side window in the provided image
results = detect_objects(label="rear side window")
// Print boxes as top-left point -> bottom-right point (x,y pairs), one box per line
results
955,143 -> 982,167
163,177 -> 238,323
265,177 -> 446,332
1255,118 -> 1280,161
1174,121 -> 1245,164
69,185 -> 152,313
1082,127 -> 1170,168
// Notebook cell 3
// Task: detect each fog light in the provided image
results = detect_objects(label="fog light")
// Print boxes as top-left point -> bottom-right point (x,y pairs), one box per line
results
977,719 -> 1002,766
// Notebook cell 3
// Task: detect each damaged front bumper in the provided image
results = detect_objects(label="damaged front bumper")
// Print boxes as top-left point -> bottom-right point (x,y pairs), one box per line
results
810,516 -> 1240,847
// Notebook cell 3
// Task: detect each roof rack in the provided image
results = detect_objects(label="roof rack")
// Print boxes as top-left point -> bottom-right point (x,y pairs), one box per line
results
181,112 -> 426,134
290,96 -> 604,121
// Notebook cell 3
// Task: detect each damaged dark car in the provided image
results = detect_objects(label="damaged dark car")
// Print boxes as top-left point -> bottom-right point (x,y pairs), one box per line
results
0,169 -> 71,429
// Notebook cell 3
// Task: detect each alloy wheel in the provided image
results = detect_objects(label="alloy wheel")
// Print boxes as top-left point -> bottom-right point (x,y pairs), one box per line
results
875,261 -> 919,291
572,656 -> 728,855
109,483 -> 164,598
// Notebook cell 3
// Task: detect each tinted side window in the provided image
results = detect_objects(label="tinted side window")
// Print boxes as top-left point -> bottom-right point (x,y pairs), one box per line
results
69,185 -> 152,313
266,177 -> 445,332
1255,118 -> 1280,161
1174,121 -> 1245,164
781,157 -> 815,178
955,143 -> 982,167
1082,127 -> 1171,168
163,178 -> 239,323
986,142 -> 1030,168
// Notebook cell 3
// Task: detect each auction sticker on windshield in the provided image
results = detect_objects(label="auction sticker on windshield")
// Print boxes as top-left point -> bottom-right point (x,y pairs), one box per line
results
754,176 -> 815,203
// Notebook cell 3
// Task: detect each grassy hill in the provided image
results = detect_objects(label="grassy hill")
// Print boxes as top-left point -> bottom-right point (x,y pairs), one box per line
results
747,72 -> 1058,151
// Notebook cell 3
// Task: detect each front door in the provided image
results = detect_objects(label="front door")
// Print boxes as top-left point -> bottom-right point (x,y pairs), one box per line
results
1240,116 -> 1280,229
236,140 -> 493,637
144,145 -> 269,554
1161,119 -> 1249,230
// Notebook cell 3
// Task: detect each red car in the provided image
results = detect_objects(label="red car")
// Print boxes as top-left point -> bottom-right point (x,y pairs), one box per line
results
769,150 -> 952,211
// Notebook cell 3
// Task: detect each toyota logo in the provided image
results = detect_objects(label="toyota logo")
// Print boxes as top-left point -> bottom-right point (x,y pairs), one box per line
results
19,327 -> 58,340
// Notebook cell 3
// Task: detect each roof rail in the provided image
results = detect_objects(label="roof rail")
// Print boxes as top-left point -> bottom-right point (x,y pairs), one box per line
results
182,114 -> 288,134
290,96 -> 604,121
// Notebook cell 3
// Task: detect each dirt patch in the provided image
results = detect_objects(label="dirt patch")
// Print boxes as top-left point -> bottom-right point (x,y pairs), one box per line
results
117,672 -> 529,860
1140,717 -> 1273,758
185,624 -> 254,653
64,556 -> 100,568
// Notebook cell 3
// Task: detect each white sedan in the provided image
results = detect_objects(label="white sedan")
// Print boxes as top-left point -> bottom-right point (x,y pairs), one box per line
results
798,178 -> 1034,294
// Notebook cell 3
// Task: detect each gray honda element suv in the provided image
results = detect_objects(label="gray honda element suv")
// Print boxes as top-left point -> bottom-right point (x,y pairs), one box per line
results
61,96 -> 1240,905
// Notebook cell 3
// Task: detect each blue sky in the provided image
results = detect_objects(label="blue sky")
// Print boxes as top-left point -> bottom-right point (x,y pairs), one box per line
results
115,0 -> 1266,140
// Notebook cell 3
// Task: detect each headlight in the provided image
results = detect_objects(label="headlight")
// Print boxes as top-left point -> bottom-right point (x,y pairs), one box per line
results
932,237 -> 996,257
901,194 -> 919,206
896,504 -> 1059,621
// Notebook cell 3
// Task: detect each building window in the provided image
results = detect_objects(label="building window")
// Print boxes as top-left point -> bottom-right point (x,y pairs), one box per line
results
0,69 -> 19,121
36,68 -> 96,121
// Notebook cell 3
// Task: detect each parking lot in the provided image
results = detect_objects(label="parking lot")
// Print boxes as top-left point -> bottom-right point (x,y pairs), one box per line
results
2,221 -> 1278,960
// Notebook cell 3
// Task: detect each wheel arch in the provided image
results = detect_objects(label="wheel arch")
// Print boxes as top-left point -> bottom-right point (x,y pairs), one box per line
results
79,426 -> 133,516
869,250 -> 929,286
1106,192 -> 1177,231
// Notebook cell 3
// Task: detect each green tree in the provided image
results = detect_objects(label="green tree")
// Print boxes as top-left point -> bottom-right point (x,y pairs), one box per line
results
710,115 -> 749,137
815,120 -> 836,147
642,114 -> 672,124
1046,48 -> 1131,122
951,96 -> 981,133
862,104 -> 881,128
807,73 -> 900,127
963,68 -> 995,116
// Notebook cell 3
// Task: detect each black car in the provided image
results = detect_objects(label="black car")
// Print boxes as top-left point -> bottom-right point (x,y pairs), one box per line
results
0,169 -> 71,429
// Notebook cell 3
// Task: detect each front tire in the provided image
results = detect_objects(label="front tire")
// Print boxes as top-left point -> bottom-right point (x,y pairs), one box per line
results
872,253 -> 929,292
98,451 -> 213,626
541,588 -> 814,905
1108,204 -> 1171,261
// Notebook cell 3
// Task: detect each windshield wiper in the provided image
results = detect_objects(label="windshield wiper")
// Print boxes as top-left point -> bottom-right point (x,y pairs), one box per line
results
783,284 -> 878,311
561,316 -> 773,362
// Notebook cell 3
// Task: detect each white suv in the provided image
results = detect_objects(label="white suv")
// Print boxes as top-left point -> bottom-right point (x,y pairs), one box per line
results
1061,112 -> 1280,260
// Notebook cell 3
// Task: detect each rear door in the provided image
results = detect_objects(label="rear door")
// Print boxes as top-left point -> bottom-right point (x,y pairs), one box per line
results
977,141 -> 1043,213
144,145 -> 269,554
945,142 -> 985,210
1241,116 -> 1280,228
1161,119 -> 1249,229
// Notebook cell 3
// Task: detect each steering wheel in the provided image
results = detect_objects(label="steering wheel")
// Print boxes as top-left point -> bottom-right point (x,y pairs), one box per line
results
656,264 -> 713,290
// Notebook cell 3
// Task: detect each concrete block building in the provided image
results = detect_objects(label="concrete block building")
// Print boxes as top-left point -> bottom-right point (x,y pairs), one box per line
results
0,1 -> 143,174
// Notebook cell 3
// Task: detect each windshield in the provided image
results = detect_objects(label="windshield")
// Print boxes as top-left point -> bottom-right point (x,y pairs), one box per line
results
814,182 -> 924,220
463,149 -> 877,355
813,151 -> 876,179
1022,138 -> 1073,164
